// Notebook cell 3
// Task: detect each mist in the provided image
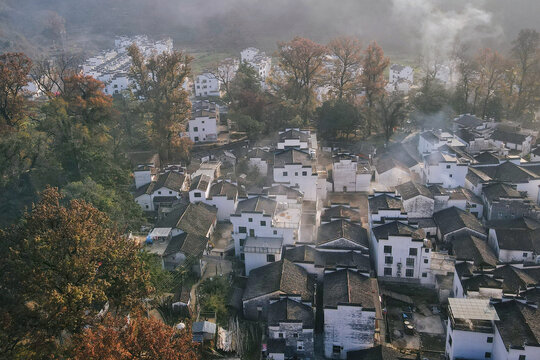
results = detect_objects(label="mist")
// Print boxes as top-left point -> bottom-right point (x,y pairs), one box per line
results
1,0 -> 539,57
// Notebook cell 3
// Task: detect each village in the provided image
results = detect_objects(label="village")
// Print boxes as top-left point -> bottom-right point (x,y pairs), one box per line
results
79,35 -> 540,360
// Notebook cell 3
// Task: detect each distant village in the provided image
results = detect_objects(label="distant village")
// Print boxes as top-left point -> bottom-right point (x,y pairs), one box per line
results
22,35 -> 540,359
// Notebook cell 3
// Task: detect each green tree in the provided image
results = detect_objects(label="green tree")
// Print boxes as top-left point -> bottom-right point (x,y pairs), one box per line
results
230,112 -> 263,139
361,42 -> 389,135
377,93 -> 408,142
316,100 -> 361,140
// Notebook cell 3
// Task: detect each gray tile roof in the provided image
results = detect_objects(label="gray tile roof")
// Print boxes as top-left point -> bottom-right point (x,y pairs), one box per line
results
164,233 -> 209,258
494,228 -> 540,252
493,265 -> 537,293
482,182 -> 523,202
395,181 -> 433,200
235,196 -> 277,215
190,174 -> 211,191
267,298 -> 314,328
273,148 -> 312,167
263,184 -> 303,199
473,161 -> 539,184
494,300 -> 540,348
317,219 -> 369,248
368,194 -> 404,213
279,129 -> 309,142
323,269 -> 374,309
433,207 -> 485,236
242,259 -> 314,302
156,202 -> 217,237
491,129 -> 529,145
372,221 -> 425,241
208,180 -> 239,200
321,205 -> 362,222
454,114 -> 484,128
451,234 -> 497,268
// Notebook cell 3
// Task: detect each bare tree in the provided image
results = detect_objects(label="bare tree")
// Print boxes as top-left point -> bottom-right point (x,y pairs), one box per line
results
210,57 -> 239,101
473,48 -> 507,119
31,52 -> 81,97
511,29 -> 540,119
377,92 -> 408,142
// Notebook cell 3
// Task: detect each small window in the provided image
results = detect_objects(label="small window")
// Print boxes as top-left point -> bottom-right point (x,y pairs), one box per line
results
283,171 -> 288,176
273,230 -> 278,235
248,218 -> 253,223
384,246 -> 392,254
293,333 -> 299,338
384,267 -> 392,276
405,269 -> 414,277
425,248 -> 429,253
424,259 -> 429,264
295,172 -> 298,176
448,335 -> 452,346
278,332 -> 283,338
239,227 -> 247,234
297,341 -> 303,351
240,238 -> 246,246
519,355 -> 526,360
158,191 -> 162,195
193,126 -> 198,131
267,254 -> 275,262
422,272 -> 427,278
302,171 -> 307,176
406,258 -> 415,267
446,165 -> 451,169
260,220 -> 266,226
385,256 -> 393,265
249,229 -> 255,237
194,192 -> 201,198
332,345 -> 341,354
523,253 -> 528,257
169,191 -> 172,194
145,205 -> 149,209
485,352 -> 491,359
409,248 -> 418,256
487,337 -> 493,343
449,174 -> 453,178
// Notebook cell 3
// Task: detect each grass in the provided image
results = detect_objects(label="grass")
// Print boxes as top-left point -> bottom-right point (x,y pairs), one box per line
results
184,49 -> 236,75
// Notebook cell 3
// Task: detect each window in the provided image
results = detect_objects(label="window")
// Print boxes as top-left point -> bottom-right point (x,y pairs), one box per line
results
384,246 -> 392,254
273,230 -> 278,235
385,256 -> 393,265
249,229 -> 255,237
248,218 -> 253,223
145,205 -> 149,209
446,165 -> 451,169
523,252 -> 528,257
158,191 -> 162,195
448,335 -> 452,346
260,220 -> 266,226
384,268 -> 392,276
425,248 -> 429,253
409,248 -> 418,256
519,356 -> 526,360
194,192 -> 201,198
267,254 -> 275,262
485,352 -> 491,359
302,171 -> 307,176
449,174 -> 453,178
295,172 -> 298,176
406,258 -> 415,267
193,126 -> 198,131
424,259 -> 429,264
240,238 -> 246,246
239,227 -> 247,234
332,345 -> 341,354
293,333 -> 298,338
487,337 -> 493,343
297,341 -> 304,351
422,272 -> 427,278
278,333 -> 284,338
283,171 -> 288,176
405,269 -> 414,277
169,191 -> 172,194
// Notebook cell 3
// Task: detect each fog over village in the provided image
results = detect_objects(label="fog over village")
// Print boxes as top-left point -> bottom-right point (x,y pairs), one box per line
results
1,1 -> 540,359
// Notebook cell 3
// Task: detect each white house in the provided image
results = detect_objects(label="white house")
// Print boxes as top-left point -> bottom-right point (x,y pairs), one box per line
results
433,207 -> 486,242
370,221 -> 432,283
134,171 -> 189,211
276,129 -> 314,151
323,270 -> 377,359
244,237 -> 283,275
273,148 -> 320,201
368,192 -> 407,227
316,219 -> 370,252
189,174 -> 212,203
389,64 -> 413,84
188,109 -> 218,143
247,148 -> 272,176
491,129 -> 534,156
240,47 -> 272,83
422,150 -> 469,188
194,72 -> 221,97
203,180 -> 243,221
332,153 -> 371,192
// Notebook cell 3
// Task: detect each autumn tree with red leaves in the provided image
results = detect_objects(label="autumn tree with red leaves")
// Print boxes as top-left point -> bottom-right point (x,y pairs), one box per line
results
70,314 -> 199,360
360,42 -> 389,135
0,52 -> 32,132
0,188 -> 153,358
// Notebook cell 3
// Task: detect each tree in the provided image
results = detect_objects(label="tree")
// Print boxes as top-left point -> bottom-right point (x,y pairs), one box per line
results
511,29 -> 540,120
62,177 -> 145,231
275,37 -> 327,123
360,42 -> 389,135
0,52 -> 32,131
0,188 -> 152,358
128,45 -> 192,161
327,36 -> 363,100
229,62 -> 265,122
31,52 -> 81,98
211,58 -> 239,101
69,313 -> 199,360
230,112 -> 263,139
452,45 -> 477,114
377,93 -> 408,142
316,100 -> 361,140
472,48 -> 507,119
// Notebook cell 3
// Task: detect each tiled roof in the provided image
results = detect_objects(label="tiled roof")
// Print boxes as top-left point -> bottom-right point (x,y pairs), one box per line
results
454,114 -> 484,128
323,269 -> 374,309
279,129 -> 309,142
368,194 -> 404,213
372,221 -> 425,241
208,180 -> 238,200
267,298 -> 314,328
317,219 -> 369,248
235,196 -> 277,215
263,184 -> 303,199
491,129 -> 529,145
273,148 -> 312,167
493,265 -> 537,293
451,234 -> 497,268
190,174 -> 211,191
433,207 -> 485,236
494,301 -> 540,348
164,233 -> 208,257
482,183 -> 523,202
242,259 -> 314,302
321,205 -> 362,222
395,181 -> 433,200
